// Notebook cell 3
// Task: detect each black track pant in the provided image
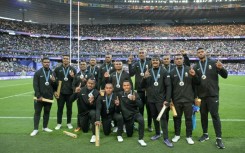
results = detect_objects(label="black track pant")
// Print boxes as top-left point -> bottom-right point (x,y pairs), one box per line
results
57,94 -> 72,124
125,113 -> 144,140
102,113 -> 123,136
173,102 -> 193,137
33,101 -> 52,130
148,102 -> 170,139
200,96 -> 222,138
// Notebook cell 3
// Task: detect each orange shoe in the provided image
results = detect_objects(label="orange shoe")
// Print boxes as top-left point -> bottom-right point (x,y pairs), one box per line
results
74,127 -> 81,132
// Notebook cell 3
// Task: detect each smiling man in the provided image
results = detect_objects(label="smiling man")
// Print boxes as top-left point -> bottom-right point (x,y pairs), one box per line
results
141,55 -> 172,148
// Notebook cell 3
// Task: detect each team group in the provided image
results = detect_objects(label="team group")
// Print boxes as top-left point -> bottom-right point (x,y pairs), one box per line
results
31,48 -> 227,149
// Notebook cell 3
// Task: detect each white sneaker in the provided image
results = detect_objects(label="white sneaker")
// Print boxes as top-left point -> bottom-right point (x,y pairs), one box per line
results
90,135 -> 96,143
186,137 -> 195,145
55,124 -> 62,130
67,123 -> 73,129
113,127 -> 118,133
117,136 -> 123,142
172,135 -> 180,142
43,128 -> 53,132
138,139 -> 147,147
30,130 -> 38,136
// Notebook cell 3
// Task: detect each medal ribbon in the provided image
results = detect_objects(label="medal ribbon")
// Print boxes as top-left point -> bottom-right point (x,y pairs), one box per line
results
151,67 -> 161,83
175,66 -> 184,83
105,93 -> 113,111
116,71 -> 122,86
42,68 -> 50,83
62,67 -> 70,78
139,60 -> 146,74
105,63 -> 111,72
199,58 -> 208,76
90,66 -> 96,74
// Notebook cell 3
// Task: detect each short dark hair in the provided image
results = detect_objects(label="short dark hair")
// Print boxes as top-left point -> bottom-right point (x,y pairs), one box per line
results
42,57 -> 49,62
123,79 -> 131,84
197,47 -> 204,51
88,75 -> 96,82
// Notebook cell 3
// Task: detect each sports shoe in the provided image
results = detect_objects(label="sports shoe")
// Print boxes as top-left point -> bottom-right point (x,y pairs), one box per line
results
151,135 -> 161,141
43,128 -> 53,132
90,135 -> 96,143
148,127 -> 153,132
117,136 -> 124,142
199,134 -> 209,142
216,138 -> 225,149
138,139 -> 147,147
186,137 -> 194,145
74,127 -> 81,132
113,127 -> 118,133
30,130 -> 38,136
172,135 -> 180,142
67,123 -> 73,129
163,139 -> 173,148
55,124 -> 62,130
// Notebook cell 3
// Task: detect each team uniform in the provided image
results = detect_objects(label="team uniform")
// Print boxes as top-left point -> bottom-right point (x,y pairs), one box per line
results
128,59 -> 152,130
31,67 -> 56,135
99,62 -> 115,90
72,69 -> 91,129
96,93 -> 123,137
70,86 -> 100,136
53,64 -> 77,128
194,57 -> 228,148
87,65 -> 100,90
118,91 -> 146,146
170,65 -> 200,144
105,70 -> 133,94
141,66 -> 172,147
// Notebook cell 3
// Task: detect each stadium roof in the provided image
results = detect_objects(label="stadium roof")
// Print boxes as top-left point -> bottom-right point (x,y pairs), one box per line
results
0,0 -> 244,24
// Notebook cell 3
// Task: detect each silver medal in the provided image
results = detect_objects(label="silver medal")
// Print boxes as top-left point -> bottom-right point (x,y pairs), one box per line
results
202,75 -> 206,80
106,109 -> 109,114
154,82 -> 158,86
80,75 -> 84,79
127,94 -> 132,99
140,73 -> 144,77
45,82 -> 49,86
179,81 -> 184,86
116,84 -> 120,88
64,77 -> 68,81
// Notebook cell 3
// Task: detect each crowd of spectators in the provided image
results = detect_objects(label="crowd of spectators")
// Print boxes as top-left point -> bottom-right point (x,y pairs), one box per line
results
0,19 -> 244,74
0,60 -> 35,73
1,34 -> 244,58
0,19 -> 244,37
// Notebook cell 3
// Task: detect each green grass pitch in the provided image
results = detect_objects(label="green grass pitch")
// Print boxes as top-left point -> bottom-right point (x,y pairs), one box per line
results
0,76 -> 245,153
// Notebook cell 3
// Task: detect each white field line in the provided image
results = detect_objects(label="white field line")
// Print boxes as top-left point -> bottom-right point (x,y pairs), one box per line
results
0,116 -> 244,122
0,83 -> 31,88
0,91 -> 33,100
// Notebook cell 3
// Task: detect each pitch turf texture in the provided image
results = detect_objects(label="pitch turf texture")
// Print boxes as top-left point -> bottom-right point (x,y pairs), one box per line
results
0,76 -> 244,153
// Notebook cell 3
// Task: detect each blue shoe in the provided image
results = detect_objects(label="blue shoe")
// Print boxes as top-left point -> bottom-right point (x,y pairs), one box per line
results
151,135 -> 161,140
163,139 -> 173,148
